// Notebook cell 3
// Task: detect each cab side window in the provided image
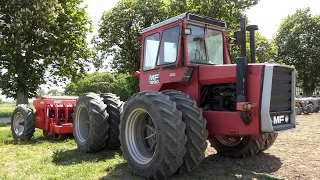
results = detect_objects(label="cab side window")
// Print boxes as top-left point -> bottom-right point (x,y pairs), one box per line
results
157,26 -> 180,65
143,33 -> 160,71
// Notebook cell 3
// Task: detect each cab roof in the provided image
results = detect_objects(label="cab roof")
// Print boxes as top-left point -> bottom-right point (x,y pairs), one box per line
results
141,12 -> 227,34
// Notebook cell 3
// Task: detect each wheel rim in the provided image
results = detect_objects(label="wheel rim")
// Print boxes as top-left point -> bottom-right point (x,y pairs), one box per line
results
76,105 -> 89,143
13,112 -> 25,136
215,135 -> 244,147
126,108 -> 157,165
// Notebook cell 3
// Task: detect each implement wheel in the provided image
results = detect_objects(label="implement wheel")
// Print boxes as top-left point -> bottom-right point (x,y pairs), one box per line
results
11,104 -> 35,140
209,133 -> 268,158
162,89 -> 208,174
120,91 -> 187,179
100,93 -> 122,150
73,93 -> 109,152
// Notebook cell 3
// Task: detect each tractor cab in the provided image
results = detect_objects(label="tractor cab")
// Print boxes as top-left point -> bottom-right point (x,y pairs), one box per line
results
138,13 -> 230,73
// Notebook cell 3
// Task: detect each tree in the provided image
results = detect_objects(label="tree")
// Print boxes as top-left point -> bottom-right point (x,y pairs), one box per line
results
0,0 -> 93,105
229,31 -> 277,63
47,89 -> 63,96
35,88 -> 46,98
274,8 -> 320,95
92,0 -> 260,92
64,72 -> 133,101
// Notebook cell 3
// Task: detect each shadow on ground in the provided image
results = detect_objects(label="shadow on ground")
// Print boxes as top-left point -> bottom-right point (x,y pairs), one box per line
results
2,133 -> 73,146
52,149 -> 122,166
100,152 -> 282,180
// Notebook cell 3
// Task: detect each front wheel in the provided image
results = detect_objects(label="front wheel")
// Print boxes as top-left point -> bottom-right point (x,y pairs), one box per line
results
120,91 -> 187,179
209,133 -> 268,158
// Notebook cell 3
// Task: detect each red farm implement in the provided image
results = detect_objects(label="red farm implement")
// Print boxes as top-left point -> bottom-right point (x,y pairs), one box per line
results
11,96 -> 78,140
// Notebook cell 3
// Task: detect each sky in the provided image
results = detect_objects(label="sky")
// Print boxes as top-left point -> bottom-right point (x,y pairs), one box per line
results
82,0 -> 320,40
1,0 -> 320,101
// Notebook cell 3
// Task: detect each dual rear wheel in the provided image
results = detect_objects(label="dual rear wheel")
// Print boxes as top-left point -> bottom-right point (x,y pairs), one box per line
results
73,92 -> 122,152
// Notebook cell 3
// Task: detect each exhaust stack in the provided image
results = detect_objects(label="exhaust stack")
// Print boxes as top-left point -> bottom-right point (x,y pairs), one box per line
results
246,25 -> 259,63
235,17 -> 250,124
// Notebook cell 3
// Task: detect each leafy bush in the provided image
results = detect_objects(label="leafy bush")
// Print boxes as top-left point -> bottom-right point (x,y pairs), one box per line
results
64,72 -> 136,101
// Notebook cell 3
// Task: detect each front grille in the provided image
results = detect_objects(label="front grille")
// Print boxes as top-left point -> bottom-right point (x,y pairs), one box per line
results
269,66 -> 293,114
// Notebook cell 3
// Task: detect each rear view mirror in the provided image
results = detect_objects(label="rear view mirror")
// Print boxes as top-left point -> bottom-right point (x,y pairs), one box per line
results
228,37 -> 236,45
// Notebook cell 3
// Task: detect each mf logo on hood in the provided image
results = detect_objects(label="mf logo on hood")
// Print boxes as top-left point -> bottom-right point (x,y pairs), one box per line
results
273,115 -> 290,125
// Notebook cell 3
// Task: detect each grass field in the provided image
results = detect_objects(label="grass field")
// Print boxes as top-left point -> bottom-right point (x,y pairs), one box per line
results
0,113 -> 319,180
0,104 -> 35,118
0,105 -> 15,118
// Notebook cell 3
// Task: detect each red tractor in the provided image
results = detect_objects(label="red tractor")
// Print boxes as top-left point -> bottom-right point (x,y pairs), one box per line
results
75,13 -> 295,179
11,96 -> 78,140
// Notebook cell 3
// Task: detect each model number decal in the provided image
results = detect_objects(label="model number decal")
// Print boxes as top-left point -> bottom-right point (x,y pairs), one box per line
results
149,73 -> 160,85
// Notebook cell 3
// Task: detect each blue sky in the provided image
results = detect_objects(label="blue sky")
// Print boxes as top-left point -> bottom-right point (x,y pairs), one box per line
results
1,0 -> 320,101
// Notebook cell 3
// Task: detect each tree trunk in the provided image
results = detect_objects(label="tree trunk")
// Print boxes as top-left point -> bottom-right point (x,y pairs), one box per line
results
16,91 -> 28,105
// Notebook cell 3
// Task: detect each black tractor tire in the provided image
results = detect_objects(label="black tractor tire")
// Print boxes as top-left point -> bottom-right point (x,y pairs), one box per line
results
120,91 -> 187,179
209,133 -> 268,158
260,133 -> 278,152
11,104 -> 35,140
314,106 -> 320,113
161,89 -> 208,174
100,93 -> 122,150
73,93 -> 109,153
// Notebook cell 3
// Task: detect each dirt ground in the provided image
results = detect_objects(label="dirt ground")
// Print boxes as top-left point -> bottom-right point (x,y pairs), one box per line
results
200,113 -> 320,180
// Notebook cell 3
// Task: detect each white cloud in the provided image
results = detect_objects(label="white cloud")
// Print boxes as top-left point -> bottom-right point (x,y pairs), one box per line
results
83,0 -> 120,44
244,0 -> 320,39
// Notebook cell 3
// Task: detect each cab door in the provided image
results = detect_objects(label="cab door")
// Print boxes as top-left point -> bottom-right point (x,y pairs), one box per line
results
139,23 -> 187,92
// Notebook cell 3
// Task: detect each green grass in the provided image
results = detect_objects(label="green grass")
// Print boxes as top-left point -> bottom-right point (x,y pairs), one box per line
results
0,122 -> 282,180
0,106 -> 14,118
0,123 -> 133,180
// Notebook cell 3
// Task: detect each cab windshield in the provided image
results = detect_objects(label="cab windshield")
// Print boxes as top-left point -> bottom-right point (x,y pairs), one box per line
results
187,24 -> 224,65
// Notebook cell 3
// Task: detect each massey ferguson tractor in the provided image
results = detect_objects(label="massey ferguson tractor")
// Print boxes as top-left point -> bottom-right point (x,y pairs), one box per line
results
71,13 -> 296,179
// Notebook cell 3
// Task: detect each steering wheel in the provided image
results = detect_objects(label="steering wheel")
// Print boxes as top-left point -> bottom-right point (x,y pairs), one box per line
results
188,50 -> 201,62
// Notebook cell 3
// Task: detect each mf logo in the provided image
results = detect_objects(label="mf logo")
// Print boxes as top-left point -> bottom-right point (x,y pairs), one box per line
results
273,115 -> 289,125
149,73 -> 160,85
